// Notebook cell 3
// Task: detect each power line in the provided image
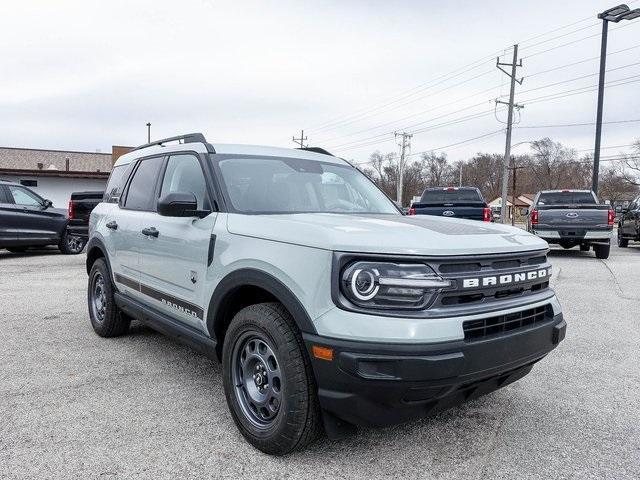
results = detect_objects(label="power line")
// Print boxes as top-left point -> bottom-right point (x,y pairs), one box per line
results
516,119 -> 640,129
306,52 -> 504,134
522,21 -> 636,60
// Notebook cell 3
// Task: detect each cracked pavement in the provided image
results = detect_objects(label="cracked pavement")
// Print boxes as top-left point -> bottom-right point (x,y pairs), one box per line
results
1,242 -> 639,479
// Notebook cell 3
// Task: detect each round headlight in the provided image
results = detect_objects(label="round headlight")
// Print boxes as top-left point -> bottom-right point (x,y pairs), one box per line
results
350,268 -> 380,301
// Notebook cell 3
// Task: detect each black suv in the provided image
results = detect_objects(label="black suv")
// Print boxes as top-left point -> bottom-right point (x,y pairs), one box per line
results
618,194 -> 640,247
0,180 -> 85,254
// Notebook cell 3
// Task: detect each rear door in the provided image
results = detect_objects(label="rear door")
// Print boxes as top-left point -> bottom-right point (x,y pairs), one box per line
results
138,153 -> 217,329
111,155 -> 165,303
0,185 -> 18,246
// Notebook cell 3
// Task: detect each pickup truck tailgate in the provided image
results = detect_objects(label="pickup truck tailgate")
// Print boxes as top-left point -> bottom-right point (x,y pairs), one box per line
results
537,208 -> 609,229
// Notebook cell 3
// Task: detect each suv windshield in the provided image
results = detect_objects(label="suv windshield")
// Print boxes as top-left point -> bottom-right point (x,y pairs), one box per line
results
537,191 -> 596,205
217,157 -> 399,214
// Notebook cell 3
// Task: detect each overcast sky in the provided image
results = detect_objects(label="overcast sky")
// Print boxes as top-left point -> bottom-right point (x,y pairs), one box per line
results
1,0 -> 639,164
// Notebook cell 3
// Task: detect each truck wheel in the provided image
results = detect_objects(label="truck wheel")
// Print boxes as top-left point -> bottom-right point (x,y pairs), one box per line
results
88,258 -> 130,337
617,229 -> 628,248
222,302 -> 322,455
594,243 -> 610,259
59,231 -> 87,254
579,244 -> 590,252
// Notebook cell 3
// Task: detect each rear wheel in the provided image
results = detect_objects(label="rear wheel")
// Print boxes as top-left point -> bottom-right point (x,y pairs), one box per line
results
222,302 -> 322,455
88,258 -> 130,337
59,231 -> 87,254
617,228 -> 629,248
594,243 -> 610,259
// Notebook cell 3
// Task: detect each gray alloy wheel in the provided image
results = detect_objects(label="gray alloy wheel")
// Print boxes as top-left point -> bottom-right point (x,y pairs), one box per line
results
90,272 -> 107,324
66,235 -> 85,254
231,332 -> 283,428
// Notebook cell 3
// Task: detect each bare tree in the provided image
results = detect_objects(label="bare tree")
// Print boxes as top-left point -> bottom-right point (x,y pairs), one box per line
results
618,139 -> 640,186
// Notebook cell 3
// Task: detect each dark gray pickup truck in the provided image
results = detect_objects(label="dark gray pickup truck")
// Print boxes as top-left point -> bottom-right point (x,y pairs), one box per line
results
527,189 -> 614,259
408,187 -> 492,222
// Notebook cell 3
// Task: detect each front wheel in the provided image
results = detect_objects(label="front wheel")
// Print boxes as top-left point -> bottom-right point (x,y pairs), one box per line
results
617,228 -> 629,248
222,303 -> 322,455
594,243 -> 610,259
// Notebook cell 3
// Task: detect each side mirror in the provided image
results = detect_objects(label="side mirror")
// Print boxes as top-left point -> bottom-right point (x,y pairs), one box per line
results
157,192 -> 201,217
42,199 -> 53,209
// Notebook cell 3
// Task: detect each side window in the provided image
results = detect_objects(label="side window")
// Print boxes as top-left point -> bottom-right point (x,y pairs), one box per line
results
123,156 -> 164,211
104,163 -> 134,203
160,154 -> 207,210
7,185 -> 43,207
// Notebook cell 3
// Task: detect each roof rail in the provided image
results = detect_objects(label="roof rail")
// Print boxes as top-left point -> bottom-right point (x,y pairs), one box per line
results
132,133 -> 215,153
297,146 -> 334,157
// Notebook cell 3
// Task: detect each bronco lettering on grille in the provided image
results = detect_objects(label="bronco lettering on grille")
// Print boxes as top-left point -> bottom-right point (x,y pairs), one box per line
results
461,267 -> 551,289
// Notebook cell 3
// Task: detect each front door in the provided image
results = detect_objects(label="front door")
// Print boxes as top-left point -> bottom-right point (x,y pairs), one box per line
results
138,153 -> 217,329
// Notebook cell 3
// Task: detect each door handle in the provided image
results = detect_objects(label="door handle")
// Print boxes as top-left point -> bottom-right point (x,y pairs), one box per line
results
141,227 -> 159,237
106,221 -> 118,230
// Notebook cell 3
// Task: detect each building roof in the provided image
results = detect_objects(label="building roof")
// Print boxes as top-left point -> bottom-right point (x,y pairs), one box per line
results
0,146 -> 112,173
0,168 -> 110,179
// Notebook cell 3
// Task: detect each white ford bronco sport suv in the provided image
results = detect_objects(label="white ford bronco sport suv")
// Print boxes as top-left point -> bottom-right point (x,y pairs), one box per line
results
86,133 -> 566,455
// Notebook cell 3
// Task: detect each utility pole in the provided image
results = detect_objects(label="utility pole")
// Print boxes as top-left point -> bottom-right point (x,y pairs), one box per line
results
496,44 -> 524,224
510,160 -> 527,226
394,131 -> 412,205
292,130 -> 308,148
146,123 -> 151,143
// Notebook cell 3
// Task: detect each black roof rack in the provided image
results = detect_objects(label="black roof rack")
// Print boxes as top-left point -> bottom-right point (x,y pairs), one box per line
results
297,146 -> 335,157
132,133 -> 215,153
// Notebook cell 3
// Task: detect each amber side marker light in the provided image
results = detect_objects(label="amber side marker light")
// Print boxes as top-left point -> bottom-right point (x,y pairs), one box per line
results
312,345 -> 334,361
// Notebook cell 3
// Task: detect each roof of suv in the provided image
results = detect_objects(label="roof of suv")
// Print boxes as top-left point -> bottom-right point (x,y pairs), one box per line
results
0,179 -> 20,186
113,137 -> 346,168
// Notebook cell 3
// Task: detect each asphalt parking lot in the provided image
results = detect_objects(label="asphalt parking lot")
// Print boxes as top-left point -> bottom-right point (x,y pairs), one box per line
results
1,242 -> 639,480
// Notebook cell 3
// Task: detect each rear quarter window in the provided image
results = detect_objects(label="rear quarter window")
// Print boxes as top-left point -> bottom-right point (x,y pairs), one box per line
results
104,164 -> 131,203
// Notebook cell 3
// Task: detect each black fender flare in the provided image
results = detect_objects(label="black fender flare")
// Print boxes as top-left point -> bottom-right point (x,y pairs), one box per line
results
206,268 -> 318,341
85,236 -> 113,280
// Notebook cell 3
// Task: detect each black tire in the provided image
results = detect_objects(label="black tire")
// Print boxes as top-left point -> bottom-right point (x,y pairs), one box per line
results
59,231 -> 87,255
579,244 -> 590,252
87,258 -> 130,337
7,247 -> 28,253
222,302 -> 322,455
594,243 -> 610,259
617,229 -> 629,248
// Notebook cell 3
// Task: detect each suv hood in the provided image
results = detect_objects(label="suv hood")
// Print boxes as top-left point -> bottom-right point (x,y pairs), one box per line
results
227,213 -> 547,256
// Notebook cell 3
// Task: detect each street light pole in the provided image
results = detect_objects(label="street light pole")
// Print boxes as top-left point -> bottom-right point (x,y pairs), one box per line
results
592,4 -> 640,194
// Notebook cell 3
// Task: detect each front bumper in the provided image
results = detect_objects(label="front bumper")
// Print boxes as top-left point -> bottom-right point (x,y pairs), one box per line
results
304,313 -> 565,431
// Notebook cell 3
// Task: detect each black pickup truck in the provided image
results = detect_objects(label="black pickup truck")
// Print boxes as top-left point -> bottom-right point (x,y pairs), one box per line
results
408,187 -> 492,222
527,189 -> 614,259
617,193 -> 640,248
66,191 -> 103,240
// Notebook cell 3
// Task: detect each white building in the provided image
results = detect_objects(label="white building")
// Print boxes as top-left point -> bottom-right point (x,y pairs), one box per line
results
0,146 -> 131,207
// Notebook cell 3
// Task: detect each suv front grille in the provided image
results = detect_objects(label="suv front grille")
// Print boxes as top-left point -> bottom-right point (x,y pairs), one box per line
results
463,305 -> 550,341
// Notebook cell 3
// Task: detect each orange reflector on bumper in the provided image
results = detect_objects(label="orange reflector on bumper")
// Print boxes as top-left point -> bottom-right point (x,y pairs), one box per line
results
312,345 -> 334,361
